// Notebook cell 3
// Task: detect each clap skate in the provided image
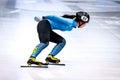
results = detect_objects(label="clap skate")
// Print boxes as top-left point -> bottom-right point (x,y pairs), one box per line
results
45,54 -> 60,63
45,54 -> 65,66
21,57 -> 48,68
27,57 -> 43,66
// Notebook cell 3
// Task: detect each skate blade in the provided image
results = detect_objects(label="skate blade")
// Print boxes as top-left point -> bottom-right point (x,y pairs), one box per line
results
46,62 -> 65,66
21,65 -> 48,68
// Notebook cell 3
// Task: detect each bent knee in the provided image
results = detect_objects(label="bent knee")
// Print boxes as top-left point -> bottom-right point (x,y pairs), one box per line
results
39,42 -> 49,48
62,39 -> 66,45
58,38 -> 66,47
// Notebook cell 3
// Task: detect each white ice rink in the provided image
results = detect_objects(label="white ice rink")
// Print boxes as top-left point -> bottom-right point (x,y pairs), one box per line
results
0,0 -> 120,80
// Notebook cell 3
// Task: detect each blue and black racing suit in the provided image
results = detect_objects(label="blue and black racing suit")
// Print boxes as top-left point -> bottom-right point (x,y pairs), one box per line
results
30,15 -> 77,58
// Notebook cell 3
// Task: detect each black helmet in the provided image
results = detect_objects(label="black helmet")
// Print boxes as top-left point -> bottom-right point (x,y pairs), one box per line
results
75,11 -> 90,23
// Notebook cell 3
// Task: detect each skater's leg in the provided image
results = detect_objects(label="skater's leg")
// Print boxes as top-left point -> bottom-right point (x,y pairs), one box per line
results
28,20 -> 51,65
30,42 -> 49,58
50,39 -> 66,56
45,31 -> 66,63
27,42 -> 49,65
49,31 -> 66,56
30,20 -> 51,58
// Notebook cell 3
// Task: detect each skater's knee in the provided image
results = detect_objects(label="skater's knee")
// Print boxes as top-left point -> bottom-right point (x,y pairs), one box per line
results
39,42 -> 49,48
62,39 -> 66,46
43,42 -> 49,47
58,39 -> 66,47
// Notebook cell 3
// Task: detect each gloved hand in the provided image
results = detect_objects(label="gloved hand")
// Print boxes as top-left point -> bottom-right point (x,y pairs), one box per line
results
34,16 -> 41,22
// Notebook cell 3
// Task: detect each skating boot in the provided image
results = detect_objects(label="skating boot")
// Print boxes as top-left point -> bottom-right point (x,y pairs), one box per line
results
45,54 -> 60,64
27,57 -> 43,66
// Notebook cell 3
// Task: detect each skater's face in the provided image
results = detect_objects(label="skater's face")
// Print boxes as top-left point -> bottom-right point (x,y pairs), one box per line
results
77,21 -> 86,28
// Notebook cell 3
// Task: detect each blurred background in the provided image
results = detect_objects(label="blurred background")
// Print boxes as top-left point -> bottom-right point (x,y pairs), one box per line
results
0,0 -> 120,80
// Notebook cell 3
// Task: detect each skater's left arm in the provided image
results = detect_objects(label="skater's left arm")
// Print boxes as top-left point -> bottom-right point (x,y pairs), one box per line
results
62,14 -> 76,19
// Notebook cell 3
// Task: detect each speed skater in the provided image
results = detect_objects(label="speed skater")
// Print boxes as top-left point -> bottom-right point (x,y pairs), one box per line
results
27,11 -> 90,66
